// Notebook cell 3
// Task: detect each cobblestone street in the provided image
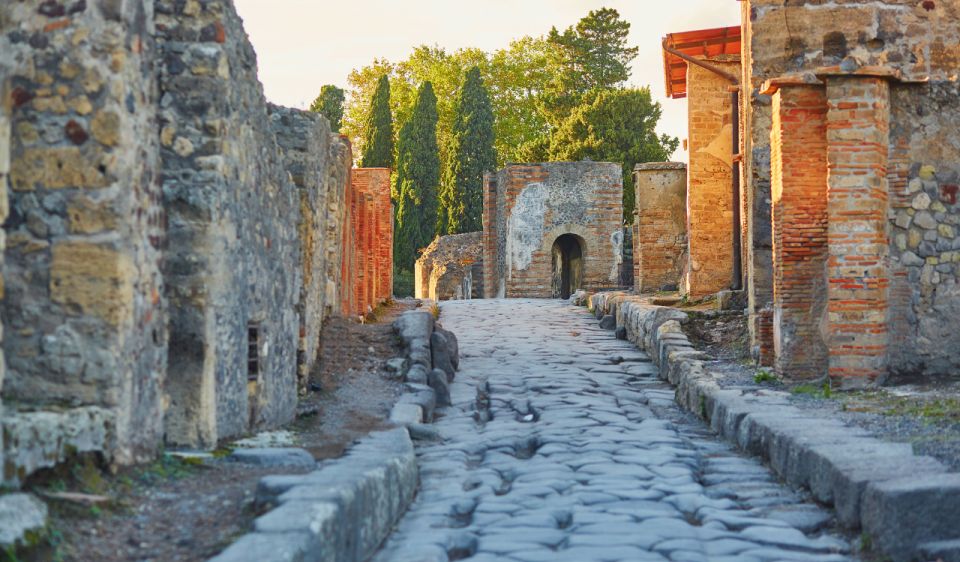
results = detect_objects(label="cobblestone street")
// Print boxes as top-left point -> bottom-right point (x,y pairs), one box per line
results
375,300 -> 856,562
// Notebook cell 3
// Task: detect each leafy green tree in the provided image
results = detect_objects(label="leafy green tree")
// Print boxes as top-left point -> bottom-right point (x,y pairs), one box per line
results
342,59 -> 395,161
542,8 -> 638,124
309,85 -> 345,132
549,88 -> 679,222
359,75 -> 395,169
439,67 -> 497,235
394,82 -> 440,272
486,37 -> 553,164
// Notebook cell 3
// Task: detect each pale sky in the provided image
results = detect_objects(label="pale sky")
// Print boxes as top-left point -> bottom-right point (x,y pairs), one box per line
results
233,0 -> 740,161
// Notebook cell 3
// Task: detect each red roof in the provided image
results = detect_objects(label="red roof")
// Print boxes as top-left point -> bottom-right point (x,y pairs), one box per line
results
663,26 -> 741,99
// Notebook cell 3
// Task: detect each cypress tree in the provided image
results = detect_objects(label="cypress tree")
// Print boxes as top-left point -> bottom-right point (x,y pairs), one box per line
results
439,67 -> 497,235
394,82 -> 440,272
360,75 -> 394,169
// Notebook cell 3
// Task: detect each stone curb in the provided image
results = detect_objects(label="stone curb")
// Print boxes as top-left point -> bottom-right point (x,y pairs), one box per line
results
390,308 -> 459,427
209,428 -> 417,562
585,291 -> 960,562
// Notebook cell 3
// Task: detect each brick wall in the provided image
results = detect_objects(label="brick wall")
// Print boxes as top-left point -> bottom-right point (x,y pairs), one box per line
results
770,84 -> 829,380
633,163 -> 687,293
346,168 -> 392,316
484,162 -> 623,298
1,0 -> 167,468
686,61 -> 740,298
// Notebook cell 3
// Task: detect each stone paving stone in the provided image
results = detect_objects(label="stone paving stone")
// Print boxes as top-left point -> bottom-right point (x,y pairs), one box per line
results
372,300 -> 857,562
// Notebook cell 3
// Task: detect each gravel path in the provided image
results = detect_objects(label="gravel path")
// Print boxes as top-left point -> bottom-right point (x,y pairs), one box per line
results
374,299 -> 857,562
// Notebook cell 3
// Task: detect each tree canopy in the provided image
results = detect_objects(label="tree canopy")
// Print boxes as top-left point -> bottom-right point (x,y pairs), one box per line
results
342,7 -> 677,224
549,88 -> 679,219
309,85 -> 345,132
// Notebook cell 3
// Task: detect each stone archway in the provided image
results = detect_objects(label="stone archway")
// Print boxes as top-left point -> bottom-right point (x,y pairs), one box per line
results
551,234 -> 585,299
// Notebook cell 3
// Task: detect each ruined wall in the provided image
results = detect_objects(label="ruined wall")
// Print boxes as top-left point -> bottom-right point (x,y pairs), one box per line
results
1,73 -> 10,479
156,0 -> 299,447
415,232 -> 483,301
887,82 -> 960,377
686,60 -> 740,298
269,105 -> 333,391
483,162 -> 623,299
633,163 -> 686,293
324,136 -> 352,319
748,0 -> 960,383
1,0 -> 167,470
347,168 -> 392,316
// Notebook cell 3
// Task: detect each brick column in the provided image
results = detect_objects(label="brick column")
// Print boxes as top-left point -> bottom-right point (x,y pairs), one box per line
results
482,173 -> 498,298
770,84 -> 829,379
633,163 -> 687,293
824,76 -> 891,386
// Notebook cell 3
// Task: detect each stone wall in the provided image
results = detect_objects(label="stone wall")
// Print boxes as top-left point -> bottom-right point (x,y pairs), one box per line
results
633,163 -> 686,293
324,135 -> 352,319
749,0 -> 960,385
415,232 -> 483,301
268,105 -> 334,391
482,162 -> 624,299
886,82 -> 960,378
156,0 -> 300,447
1,0 -> 167,469
1,72 -> 10,480
0,0 -> 389,485
686,60 -> 740,298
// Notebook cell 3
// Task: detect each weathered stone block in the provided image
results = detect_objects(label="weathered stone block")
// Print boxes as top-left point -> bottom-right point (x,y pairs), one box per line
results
862,473 -> 960,562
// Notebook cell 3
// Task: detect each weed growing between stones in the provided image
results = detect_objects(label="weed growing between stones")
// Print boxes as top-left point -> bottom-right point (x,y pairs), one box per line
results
792,381 -> 835,399
754,368 -> 779,384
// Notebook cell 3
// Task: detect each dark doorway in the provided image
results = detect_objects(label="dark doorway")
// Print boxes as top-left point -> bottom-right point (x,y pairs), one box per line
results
552,234 -> 584,299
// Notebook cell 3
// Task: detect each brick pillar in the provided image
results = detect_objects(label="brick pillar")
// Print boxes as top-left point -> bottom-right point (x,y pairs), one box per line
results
365,192 -> 375,311
633,163 -> 687,293
482,173 -> 498,298
824,76 -> 891,386
770,84 -> 829,379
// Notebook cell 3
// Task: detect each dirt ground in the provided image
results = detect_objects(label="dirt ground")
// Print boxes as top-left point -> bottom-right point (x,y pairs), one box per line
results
682,310 -> 750,363
31,300 -> 413,562
678,303 -> 960,473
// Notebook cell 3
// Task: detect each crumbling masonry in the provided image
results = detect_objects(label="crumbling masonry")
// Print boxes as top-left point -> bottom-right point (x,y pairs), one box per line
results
0,0 -> 392,485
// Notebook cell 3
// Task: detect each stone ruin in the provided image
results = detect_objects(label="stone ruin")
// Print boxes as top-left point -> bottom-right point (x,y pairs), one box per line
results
635,0 -> 960,388
0,0 -> 392,485
483,162 -> 626,299
415,231 -> 483,301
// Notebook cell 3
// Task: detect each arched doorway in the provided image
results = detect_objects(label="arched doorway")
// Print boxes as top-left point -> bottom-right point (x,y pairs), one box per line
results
551,234 -> 584,299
